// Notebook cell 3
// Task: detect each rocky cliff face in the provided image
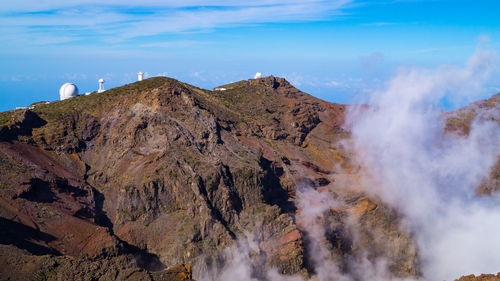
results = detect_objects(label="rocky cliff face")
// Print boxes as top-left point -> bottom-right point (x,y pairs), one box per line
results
0,76 -> 497,280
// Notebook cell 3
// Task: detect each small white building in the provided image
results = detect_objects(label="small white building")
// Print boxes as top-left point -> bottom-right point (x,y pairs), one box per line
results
254,72 -> 262,79
138,72 -> 144,81
214,87 -> 227,91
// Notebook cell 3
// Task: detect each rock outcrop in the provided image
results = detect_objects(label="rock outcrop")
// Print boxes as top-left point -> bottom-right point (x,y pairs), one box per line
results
455,273 -> 500,281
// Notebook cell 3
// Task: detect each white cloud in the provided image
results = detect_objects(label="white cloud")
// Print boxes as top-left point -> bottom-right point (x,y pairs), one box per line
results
346,45 -> 500,281
280,72 -> 304,86
156,72 -> 168,77
325,80 -> 342,87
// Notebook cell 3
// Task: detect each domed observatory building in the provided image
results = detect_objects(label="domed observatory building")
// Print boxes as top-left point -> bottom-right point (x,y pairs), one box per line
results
59,83 -> 79,100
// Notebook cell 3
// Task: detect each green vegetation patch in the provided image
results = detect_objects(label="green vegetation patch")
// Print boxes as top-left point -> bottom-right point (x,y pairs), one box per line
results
0,111 -> 13,127
32,77 -> 176,122
0,110 -> 26,128
0,154 -> 27,178
190,79 -> 280,126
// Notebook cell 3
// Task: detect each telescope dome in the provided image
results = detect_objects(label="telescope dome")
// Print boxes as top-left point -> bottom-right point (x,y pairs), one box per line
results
59,83 -> 79,100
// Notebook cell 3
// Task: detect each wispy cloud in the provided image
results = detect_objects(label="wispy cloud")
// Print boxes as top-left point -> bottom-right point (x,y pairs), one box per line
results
325,80 -> 343,87
362,22 -> 397,26
408,45 -> 470,54
0,1 -> 349,12
0,0 -> 353,51
139,40 -> 211,49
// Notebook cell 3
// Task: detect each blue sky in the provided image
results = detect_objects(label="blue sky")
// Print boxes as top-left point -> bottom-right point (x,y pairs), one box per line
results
1,0 -> 500,111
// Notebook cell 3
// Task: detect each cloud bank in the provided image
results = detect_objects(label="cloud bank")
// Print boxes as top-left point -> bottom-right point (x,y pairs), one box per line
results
347,46 -> 500,280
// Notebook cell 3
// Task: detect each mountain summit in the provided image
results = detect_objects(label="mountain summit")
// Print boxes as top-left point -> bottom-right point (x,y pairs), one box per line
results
0,76 -> 498,281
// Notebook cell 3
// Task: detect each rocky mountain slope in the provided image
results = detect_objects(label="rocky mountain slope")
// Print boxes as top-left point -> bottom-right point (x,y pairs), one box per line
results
0,76 -> 497,280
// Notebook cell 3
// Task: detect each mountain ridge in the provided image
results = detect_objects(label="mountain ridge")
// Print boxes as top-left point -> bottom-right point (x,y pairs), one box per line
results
0,76 -> 498,281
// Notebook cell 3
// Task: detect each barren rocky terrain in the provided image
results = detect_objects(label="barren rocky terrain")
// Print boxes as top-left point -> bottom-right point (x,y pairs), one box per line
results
0,76 -> 498,280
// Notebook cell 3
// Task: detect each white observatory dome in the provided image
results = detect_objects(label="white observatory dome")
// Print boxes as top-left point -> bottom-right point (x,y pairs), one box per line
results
59,83 -> 79,100
254,72 -> 262,79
